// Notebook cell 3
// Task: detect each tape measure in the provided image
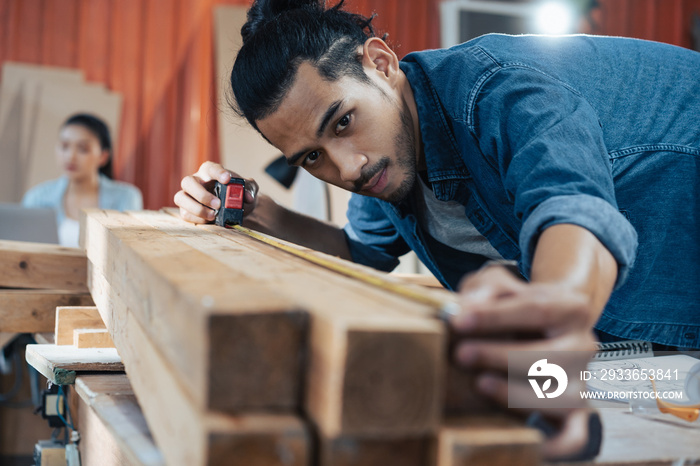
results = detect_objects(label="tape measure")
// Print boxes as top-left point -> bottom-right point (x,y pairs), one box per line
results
209,181 -> 456,317
228,224 -> 458,318
214,179 -> 245,227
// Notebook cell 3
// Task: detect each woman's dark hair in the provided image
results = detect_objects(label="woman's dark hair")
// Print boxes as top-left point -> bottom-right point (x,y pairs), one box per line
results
231,0 -> 379,131
62,113 -> 113,179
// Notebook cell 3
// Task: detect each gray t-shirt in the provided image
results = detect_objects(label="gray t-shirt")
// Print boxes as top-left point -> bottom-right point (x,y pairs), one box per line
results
414,176 -> 502,260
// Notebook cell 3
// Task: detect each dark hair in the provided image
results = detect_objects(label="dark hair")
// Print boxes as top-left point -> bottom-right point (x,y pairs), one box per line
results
62,113 -> 113,179
231,0 -> 379,131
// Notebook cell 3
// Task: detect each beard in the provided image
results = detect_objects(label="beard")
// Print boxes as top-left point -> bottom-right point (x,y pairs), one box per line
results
352,99 -> 417,204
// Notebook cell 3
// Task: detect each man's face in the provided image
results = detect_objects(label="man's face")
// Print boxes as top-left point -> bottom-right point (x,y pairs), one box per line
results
257,61 -> 418,203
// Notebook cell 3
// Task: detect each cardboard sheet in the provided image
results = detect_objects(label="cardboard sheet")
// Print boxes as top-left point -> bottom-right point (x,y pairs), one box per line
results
0,62 -> 122,202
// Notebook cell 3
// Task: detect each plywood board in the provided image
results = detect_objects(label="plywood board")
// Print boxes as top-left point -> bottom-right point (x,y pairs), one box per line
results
74,328 -> 115,349
0,290 -> 94,333
0,240 -> 88,291
25,343 -> 123,385
54,306 -> 104,345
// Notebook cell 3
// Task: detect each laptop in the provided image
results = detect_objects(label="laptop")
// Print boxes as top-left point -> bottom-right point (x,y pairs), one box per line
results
0,203 -> 59,244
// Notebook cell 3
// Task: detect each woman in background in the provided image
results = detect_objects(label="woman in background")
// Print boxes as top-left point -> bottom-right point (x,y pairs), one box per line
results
22,113 -> 142,247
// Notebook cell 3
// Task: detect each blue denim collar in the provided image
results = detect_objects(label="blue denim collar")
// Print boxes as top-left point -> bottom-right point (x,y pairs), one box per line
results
400,60 -> 470,202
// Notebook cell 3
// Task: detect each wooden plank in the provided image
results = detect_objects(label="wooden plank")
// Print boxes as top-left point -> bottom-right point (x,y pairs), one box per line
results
443,365 -> 502,416
82,209 -> 309,413
0,289 -> 94,333
89,269 -> 310,466
74,328 -> 115,349
25,343 -> 123,385
75,374 -> 165,466
0,240 -> 88,291
434,417 -> 543,466
0,332 -> 16,349
392,272 -> 444,289
55,306 -> 105,345
319,435 -> 431,466
126,210 -> 445,437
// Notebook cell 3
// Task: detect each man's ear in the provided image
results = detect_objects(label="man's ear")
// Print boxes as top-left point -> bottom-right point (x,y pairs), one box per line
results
361,38 -> 400,87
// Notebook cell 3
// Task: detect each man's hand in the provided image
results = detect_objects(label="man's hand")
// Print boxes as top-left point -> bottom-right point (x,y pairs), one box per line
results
451,264 -> 598,459
174,161 -> 259,224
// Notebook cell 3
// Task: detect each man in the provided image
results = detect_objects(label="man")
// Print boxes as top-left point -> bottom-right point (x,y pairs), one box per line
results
175,0 -> 700,459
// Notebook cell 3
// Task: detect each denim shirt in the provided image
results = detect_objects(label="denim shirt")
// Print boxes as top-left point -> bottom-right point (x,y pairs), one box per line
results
343,34 -> 700,348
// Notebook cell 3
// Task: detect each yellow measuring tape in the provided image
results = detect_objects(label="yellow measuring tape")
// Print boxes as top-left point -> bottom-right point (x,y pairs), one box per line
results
231,224 -> 456,315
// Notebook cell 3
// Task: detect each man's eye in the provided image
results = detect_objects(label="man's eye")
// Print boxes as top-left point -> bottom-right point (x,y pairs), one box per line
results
336,114 -> 351,133
304,151 -> 320,166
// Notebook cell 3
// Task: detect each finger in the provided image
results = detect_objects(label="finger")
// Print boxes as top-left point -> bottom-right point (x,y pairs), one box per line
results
475,373 -> 587,416
178,207 -> 211,225
454,331 -> 596,373
197,161 -> 232,184
451,288 -> 590,335
541,409 -> 592,460
174,190 -> 217,223
180,175 -> 221,210
458,266 -> 526,303
244,178 -> 259,205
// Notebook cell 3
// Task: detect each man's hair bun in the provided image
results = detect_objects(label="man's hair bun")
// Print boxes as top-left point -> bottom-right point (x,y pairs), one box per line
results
242,0 -> 326,42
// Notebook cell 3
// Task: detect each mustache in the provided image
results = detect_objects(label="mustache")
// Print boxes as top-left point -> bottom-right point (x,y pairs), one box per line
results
352,157 -> 389,193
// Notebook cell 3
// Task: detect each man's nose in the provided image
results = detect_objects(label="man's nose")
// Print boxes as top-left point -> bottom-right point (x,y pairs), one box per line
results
329,149 -> 367,183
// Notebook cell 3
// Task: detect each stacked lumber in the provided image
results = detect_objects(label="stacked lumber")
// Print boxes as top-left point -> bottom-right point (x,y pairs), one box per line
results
0,240 -> 94,336
25,306 -> 122,385
81,209 -> 542,466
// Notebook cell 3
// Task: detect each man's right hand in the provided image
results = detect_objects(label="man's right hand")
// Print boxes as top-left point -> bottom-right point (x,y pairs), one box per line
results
174,161 -> 259,224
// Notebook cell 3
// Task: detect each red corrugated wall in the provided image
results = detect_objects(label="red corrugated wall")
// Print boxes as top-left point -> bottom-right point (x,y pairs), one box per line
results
590,0 -> 700,48
0,0 -> 697,209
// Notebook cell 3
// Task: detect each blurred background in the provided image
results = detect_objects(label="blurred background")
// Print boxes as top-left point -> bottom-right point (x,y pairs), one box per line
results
1,1 -> 700,462
1,0 -> 699,216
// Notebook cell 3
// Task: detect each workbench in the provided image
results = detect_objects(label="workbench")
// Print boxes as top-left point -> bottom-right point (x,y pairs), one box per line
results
53,372 -> 700,466
6,211 -> 700,465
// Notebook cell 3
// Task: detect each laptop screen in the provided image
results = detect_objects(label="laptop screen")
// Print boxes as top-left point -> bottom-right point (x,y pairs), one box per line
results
0,203 -> 59,244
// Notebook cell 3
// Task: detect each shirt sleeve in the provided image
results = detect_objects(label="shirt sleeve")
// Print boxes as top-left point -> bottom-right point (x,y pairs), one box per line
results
343,193 -> 410,272
21,186 -> 41,207
100,177 -> 144,211
121,185 -> 143,210
21,180 -> 59,209
472,66 -> 638,287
